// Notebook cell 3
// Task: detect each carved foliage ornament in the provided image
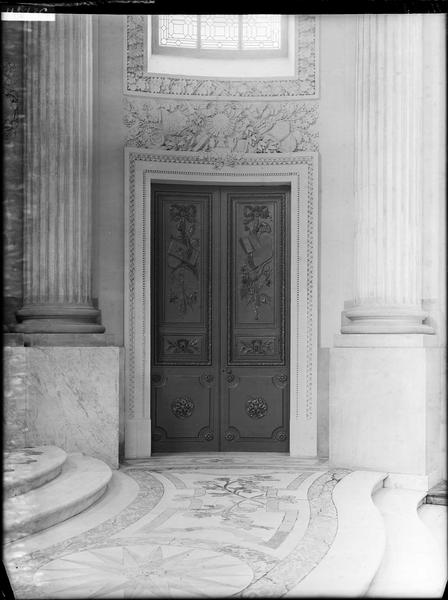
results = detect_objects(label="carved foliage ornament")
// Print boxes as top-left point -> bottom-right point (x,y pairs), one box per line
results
239,204 -> 273,321
165,337 -> 200,354
124,99 -> 318,154
239,338 -> 275,355
126,15 -> 317,99
246,396 -> 268,419
3,62 -> 20,141
167,203 -> 200,315
171,396 -> 195,419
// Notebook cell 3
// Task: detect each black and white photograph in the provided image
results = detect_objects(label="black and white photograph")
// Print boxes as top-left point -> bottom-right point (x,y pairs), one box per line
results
2,2 -> 446,598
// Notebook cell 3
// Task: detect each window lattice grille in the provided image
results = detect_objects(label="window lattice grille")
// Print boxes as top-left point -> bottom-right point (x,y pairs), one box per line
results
159,15 -> 198,48
155,15 -> 286,56
242,15 -> 282,50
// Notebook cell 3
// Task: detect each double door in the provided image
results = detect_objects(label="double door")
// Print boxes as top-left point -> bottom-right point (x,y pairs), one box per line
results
151,184 -> 290,451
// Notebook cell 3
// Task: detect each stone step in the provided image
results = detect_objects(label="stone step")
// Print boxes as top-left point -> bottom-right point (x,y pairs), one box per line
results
286,471 -> 388,597
425,480 -> 447,506
4,446 -> 68,498
4,453 -> 112,544
366,487 -> 447,597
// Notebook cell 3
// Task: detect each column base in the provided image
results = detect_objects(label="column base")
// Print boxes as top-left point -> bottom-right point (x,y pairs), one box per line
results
341,305 -> 435,334
13,304 -> 105,334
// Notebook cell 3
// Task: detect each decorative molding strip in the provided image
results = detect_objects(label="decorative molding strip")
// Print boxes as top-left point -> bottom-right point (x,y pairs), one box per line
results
125,16 -> 319,100
124,98 -> 318,153
124,149 -> 318,458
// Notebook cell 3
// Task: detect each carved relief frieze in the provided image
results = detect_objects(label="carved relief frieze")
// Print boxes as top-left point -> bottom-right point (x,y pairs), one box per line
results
272,373 -> 288,389
273,428 -> 288,441
124,99 -> 318,154
239,204 -> 274,321
164,337 -> 200,354
151,373 -> 167,388
199,372 -> 215,388
167,203 -> 200,315
199,427 -> 214,441
3,62 -> 20,141
239,338 -> 275,356
125,16 -> 318,100
246,396 -> 268,419
171,396 -> 195,419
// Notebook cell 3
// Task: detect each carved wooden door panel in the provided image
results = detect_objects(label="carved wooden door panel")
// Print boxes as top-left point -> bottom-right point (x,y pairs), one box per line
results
151,184 -> 290,452
220,188 -> 290,450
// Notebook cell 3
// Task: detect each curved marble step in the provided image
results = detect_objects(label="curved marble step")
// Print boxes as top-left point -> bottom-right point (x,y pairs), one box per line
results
4,453 -> 112,544
367,487 -> 447,597
286,470 -> 387,597
4,446 -> 67,498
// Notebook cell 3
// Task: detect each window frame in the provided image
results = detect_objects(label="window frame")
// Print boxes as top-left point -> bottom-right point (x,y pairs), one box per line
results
151,15 -> 288,59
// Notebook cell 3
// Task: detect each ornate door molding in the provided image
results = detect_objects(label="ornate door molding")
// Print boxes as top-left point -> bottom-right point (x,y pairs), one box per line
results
124,148 -> 318,458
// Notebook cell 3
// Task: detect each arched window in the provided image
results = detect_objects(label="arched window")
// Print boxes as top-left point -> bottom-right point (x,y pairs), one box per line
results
152,15 -> 288,58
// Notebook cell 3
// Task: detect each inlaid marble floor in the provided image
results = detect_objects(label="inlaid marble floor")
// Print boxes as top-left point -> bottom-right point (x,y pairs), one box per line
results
5,454 -> 352,599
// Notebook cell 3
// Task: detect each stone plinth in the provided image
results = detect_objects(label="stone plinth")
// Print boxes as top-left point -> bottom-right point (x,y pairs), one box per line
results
329,335 -> 442,490
3,346 -> 121,468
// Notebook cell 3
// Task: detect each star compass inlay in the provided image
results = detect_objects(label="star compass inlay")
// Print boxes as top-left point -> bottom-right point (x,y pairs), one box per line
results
33,543 -> 253,598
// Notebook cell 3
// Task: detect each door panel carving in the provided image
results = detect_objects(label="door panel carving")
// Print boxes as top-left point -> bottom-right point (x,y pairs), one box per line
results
228,192 -> 286,366
152,373 -> 216,446
152,185 -> 289,452
153,188 -> 212,367
222,371 -> 288,448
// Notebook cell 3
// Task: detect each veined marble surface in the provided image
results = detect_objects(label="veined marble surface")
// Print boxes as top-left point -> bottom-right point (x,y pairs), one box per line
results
4,455 -> 350,599
4,346 -> 28,450
21,347 -> 120,468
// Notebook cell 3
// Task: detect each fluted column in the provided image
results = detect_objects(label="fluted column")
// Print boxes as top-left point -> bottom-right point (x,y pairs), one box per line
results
342,14 -> 433,334
15,14 -> 104,333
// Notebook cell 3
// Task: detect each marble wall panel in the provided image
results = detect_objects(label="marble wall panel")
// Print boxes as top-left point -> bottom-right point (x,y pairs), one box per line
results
24,347 -> 121,468
3,346 -> 28,450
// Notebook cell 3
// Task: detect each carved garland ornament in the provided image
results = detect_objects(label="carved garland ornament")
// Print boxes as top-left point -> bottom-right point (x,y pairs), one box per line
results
125,15 -> 318,99
124,99 -> 318,154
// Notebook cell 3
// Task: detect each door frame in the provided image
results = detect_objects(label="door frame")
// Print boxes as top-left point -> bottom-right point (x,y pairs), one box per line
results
124,148 -> 318,458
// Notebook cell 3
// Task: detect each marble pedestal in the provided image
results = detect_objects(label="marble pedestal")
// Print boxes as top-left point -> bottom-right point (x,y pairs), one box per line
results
4,344 -> 121,468
329,335 -> 443,490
